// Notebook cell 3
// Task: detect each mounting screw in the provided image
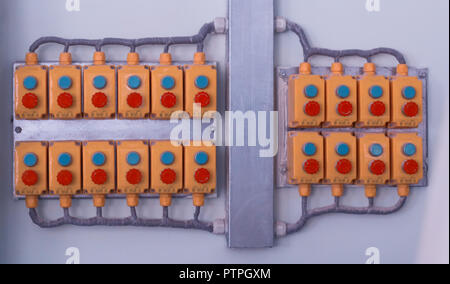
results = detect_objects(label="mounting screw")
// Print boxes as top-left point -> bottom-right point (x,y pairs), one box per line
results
15,127 -> 22,134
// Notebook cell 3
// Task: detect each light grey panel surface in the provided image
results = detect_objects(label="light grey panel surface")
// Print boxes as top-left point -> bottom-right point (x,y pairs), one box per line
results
227,0 -> 274,248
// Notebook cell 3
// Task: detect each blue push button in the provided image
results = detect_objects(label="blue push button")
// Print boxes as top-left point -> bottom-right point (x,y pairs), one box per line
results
92,152 -> 106,166
58,76 -> 72,90
304,85 -> 318,98
23,76 -> 38,90
161,76 -> 175,90
195,151 -> 209,165
195,75 -> 209,89
303,143 -> 317,156
126,152 -> 141,166
93,76 -> 107,89
336,85 -> 350,98
403,143 -> 417,157
161,151 -> 175,165
369,85 -> 383,99
23,153 -> 38,167
58,153 -> 72,167
402,86 -> 416,99
336,143 -> 350,156
127,76 -> 141,89
369,144 -> 384,157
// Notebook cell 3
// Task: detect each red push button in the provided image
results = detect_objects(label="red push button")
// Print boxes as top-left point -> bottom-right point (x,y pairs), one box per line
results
22,93 -> 38,109
194,92 -> 210,108
369,160 -> 386,176
57,93 -> 73,109
160,168 -> 176,185
194,168 -> 210,184
303,159 -> 320,175
161,92 -> 177,108
91,169 -> 107,185
22,170 -> 38,186
57,170 -> 73,186
92,92 -> 108,108
336,159 -> 352,174
304,101 -> 321,117
127,92 -> 142,108
126,169 -> 142,185
337,101 -> 353,116
402,102 -> 419,117
403,159 -> 419,175
369,101 -> 386,117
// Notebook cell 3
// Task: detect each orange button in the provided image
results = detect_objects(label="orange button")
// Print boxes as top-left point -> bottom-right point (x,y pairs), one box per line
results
91,169 -> 107,185
160,168 -> 176,185
22,93 -> 38,109
57,170 -> 73,186
57,93 -> 73,109
127,93 -> 143,108
22,170 -> 38,186
92,92 -> 108,108
194,168 -> 210,184
126,169 -> 142,185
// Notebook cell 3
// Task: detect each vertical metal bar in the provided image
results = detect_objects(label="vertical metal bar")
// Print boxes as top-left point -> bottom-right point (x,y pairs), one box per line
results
227,0 -> 274,248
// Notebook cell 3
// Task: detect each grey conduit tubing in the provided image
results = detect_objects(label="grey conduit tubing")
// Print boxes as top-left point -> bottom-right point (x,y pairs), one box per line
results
29,206 -> 214,233
285,196 -> 407,235
285,20 -> 406,64
29,22 -> 215,53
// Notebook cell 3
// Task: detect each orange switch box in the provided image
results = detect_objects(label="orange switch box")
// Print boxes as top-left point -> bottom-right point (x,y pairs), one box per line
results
118,65 -> 150,119
150,140 -> 183,194
324,132 -> 357,184
14,65 -> 48,119
117,141 -> 149,194
288,63 -> 325,128
390,132 -> 423,185
184,142 -> 216,194
14,141 -> 48,196
357,63 -> 390,128
185,53 -> 217,118
83,141 -> 116,195
287,131 -> 324,184
151,65 -> 184,119
390,64 -> 423,128
83,64 -> 116,119
49,65 -> 82,119
357,133 -> 390,185
48,141 -> 82,195
325,63 -> 357,127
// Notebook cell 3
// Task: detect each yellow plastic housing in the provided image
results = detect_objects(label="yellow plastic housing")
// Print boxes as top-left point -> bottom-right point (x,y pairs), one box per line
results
357,63 -> 390,127
14,65 -> 48,119
288,63 -> 325,128
14,141 -> 48,196
325,63 -> 357,127
151,65 -> 184,119
150,140 -> 183,194
184,142 -> 216,194
82,141 -> 116,195
117,141 -> 149,194
83,65 -> 116,119
49,65 -> 82,119
49,141 -> 82,195
390,133 -> 423,185
390,64 -> 423,128
117,65 -> 150,119
287,131 -> 324,184
324,132 -> 357,184
184,63 -> 217,118
357,133 -> 390,185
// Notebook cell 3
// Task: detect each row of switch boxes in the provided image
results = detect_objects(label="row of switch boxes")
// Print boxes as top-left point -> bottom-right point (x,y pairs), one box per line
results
15,140 -> 216,197
14,63 -> 217,120
288,132 -> 424,186
288,63 -> 423,129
